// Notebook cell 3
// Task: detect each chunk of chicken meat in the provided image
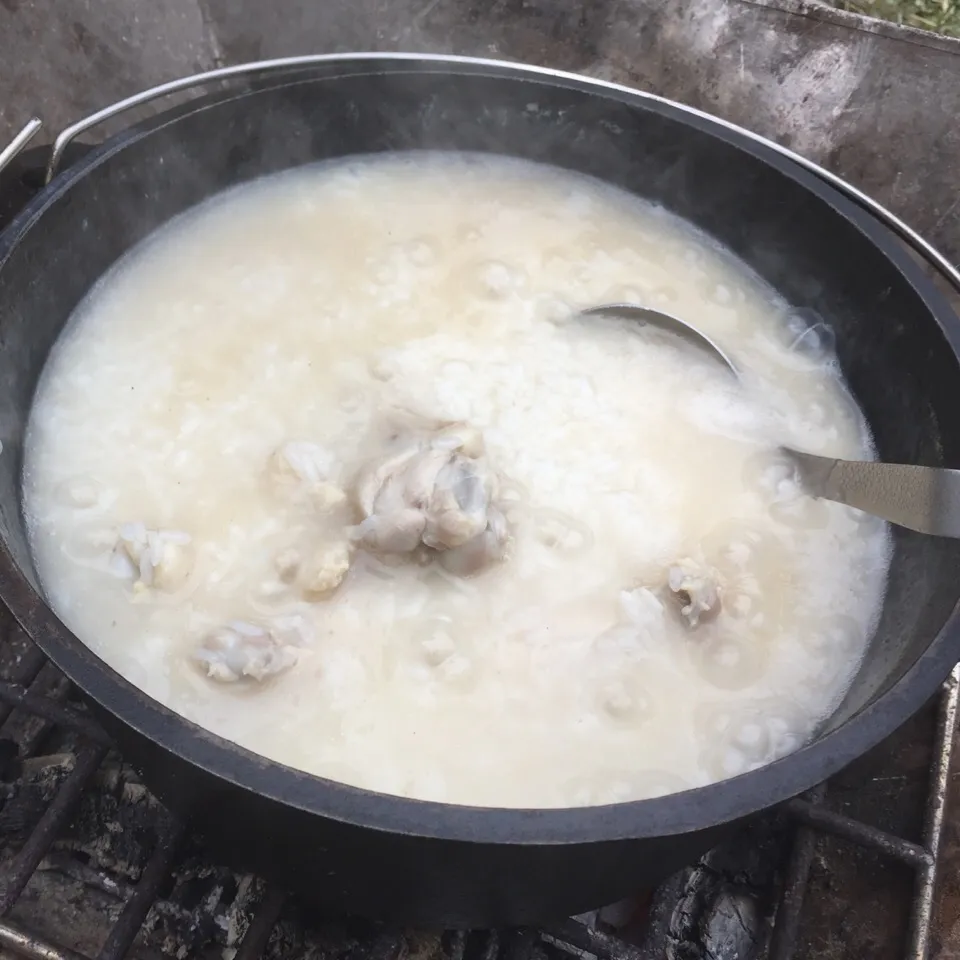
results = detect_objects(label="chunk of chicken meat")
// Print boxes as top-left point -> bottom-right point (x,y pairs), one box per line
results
109,523 -> 194,593
438,505 -> 509,576
194,621 -> 299,682
274,541 -> 354,598
352,422 -> 508,574
302,542 -> 353,596
268,441 -> 347,511
666,558 -> 723,628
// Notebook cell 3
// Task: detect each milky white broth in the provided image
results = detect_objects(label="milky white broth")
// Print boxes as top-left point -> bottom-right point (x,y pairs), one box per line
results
23,153 -> 891,808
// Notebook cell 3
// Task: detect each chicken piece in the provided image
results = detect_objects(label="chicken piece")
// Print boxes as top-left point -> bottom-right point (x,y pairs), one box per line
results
110,523 -> 194,593
423,456 -> 492,549
666,558 -> 723,628
194,621 -> 299,683
352,422 -> 509,574
300,542 -> 353,597
438,506 -> 509,576
270,539 -> 353,599
268,441 -> 347,510
353,445 -> 443,552
429,422 -> 486,459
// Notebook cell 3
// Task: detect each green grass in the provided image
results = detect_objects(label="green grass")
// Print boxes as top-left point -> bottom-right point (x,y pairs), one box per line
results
832,0 -> 960,35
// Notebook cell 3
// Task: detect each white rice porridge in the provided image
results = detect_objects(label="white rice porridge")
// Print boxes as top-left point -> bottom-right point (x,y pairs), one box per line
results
22,153 -> 891,807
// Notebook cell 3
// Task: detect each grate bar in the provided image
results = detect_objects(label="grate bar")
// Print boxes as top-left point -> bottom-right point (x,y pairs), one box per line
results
0,919 -> 90,960
768,785 -> 826,960
776,668 -> 960,960
0,743 -> 106,915
768,827 -> 817,960
0,680 -> 112,747
15,674 -> 75,762
234,886 -> 286,960
541,919 -> 655,960
784,796 -> 931,868
0,647 -> 49,731
96,817 -> 186,960
907,663 -> 960,960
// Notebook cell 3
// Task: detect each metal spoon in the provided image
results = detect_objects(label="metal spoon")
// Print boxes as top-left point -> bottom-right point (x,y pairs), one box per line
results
580,302 -> 960,539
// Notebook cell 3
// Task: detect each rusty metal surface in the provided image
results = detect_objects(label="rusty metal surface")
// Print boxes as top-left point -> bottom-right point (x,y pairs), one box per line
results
932,717 -> 960,960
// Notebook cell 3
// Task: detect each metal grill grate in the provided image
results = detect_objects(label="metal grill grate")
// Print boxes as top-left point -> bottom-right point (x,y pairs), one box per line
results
0,599 -> 954,960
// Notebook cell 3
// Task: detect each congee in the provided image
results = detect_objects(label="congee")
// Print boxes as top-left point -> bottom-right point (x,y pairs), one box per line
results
22,153 -> 891,807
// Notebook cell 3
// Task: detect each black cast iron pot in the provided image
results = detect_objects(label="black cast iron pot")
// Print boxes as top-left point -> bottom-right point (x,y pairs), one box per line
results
0,55 -> 959,928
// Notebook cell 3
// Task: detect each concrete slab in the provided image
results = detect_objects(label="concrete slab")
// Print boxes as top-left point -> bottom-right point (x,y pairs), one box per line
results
1,0 -> 956,261
0,0 -> 217,146
200,0 -> 960,263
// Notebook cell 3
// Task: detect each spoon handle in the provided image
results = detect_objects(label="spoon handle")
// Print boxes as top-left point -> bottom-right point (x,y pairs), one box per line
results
786,449 -> 960,538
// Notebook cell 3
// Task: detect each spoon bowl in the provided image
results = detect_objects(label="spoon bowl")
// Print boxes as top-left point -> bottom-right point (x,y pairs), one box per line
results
579,301 -> 960,539
580,302 -> 741,378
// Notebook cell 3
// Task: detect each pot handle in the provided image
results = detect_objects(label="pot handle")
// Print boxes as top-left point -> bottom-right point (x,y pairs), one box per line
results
0,119 -> 43,179
42,54 -> 410,186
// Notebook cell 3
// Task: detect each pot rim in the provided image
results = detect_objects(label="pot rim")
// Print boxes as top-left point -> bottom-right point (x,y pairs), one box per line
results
2,52 -> 960,845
